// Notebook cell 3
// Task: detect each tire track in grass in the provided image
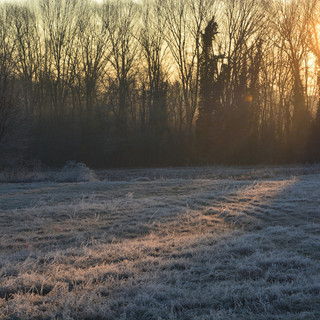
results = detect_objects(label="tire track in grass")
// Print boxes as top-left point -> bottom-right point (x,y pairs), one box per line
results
199,178 -> 297,230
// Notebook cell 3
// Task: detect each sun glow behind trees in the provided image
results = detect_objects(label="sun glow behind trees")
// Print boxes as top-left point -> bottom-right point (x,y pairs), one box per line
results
1,0 -> 320,166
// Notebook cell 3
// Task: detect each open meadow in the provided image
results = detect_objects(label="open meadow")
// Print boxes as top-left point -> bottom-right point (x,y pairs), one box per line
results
1,165 -> 320,319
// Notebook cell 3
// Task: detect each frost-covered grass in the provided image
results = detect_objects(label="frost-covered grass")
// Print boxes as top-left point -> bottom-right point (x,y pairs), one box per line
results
0,161 -> 97,183
0,166 -> 320,319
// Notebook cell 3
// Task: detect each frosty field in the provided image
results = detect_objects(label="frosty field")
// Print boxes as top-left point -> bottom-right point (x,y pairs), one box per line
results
0,165 -> 320,319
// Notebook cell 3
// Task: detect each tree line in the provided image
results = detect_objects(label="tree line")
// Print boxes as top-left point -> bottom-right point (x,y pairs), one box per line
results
1,0 -> 320,167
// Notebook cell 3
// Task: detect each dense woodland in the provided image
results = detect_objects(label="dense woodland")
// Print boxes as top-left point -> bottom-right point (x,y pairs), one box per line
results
1,0 -> 320,167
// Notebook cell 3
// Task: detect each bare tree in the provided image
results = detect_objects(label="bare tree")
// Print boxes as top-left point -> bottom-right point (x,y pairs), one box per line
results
0,5 -> 30,165
103,0 -> 140,135
267,0 -> 311,157
219,0 -> 266,109
139,0 -> 169,134
39,0 -> 81,119
10,3 -> 42,116
78,2 -> 109,116
161,0 -> 216,132
0,6 -> 17,144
